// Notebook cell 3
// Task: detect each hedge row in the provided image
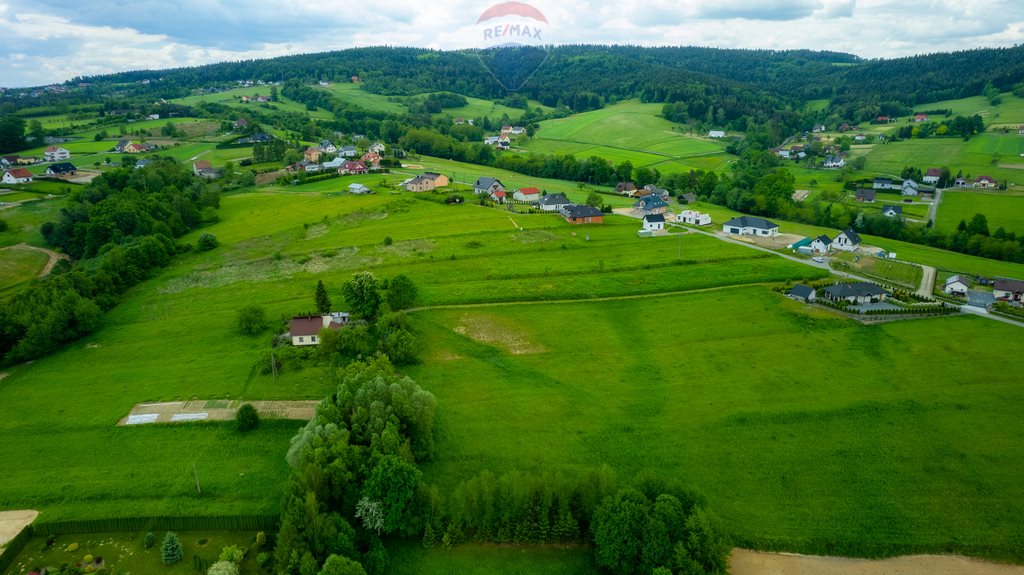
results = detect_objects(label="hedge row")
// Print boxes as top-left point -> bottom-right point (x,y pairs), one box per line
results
0,522 -> 34,574
32,514 -> 279,536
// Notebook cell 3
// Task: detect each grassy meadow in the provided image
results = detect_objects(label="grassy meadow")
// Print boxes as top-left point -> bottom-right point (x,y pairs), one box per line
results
0,247 -> 47,296
864,134 -> 1024,184
406,288 -> 1024,557
170,86 -> 334,120
914,91 -> 1024,127
522,100 -> 734,174
937,190 -> 1024,235
314,83 -> 545,120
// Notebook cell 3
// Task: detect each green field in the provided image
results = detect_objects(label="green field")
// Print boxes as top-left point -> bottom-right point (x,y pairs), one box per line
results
830,250 -> 923,288
937,190 -> 1024,235
523,100 -> 733,174
171,87 -> 334,120
406,288 -> 1024,557
315,83 -> 545,120
0,199 -> 63,247
864,135 -> 1024,186
0,247 -> 47,295
914,92 -> 1024,127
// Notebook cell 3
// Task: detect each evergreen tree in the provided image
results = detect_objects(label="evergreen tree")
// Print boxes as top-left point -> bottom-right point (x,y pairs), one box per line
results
315,280 -> 332,314
161,532 -> 184,565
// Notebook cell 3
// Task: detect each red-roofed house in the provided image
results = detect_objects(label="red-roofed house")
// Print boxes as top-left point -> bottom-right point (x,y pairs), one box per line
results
2,168 -> 33,184
974,175 -> 998,189
876,115 -> 893,123
513,187 -> 541,202
360,152 -> 381,167
923,168 -> 942,185
340,160 -> 367,175
914,114 -> 928,122
490,190 -> 506,203
289,314 -> 349,346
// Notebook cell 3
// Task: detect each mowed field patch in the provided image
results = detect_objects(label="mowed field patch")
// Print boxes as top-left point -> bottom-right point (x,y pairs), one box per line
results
454,313 -> 546,354
408,288 -> 1024,557
937,190 -> 1024,235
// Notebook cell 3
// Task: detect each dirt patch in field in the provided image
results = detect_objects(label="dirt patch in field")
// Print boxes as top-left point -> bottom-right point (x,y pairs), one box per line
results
454,313 -> 546,354
998,163 -> 1024,170
514,229 -> 561,244
401,164 -> 424,169
379,238 -> 436,258
743,233 -> 804,250
730,549 -> 1024,575
118,400 -> 319,426
0,510 -> 38,547
0,372 -> 8,381
792,189 -> 811,201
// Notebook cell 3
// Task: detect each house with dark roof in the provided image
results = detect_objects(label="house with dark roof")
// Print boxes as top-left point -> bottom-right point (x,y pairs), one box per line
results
45,162 -> 77,177
642,213 -> 665,231
633,195 -> 669,216
319,140 -> 337,154
882,205 -> 903,218
679,192 -> 697,204
923,168 -> 942,185
822,282 -> 890,304
833,228 -> 861,251
513,187 -> 542,203
855,188 -> 877,202
289,313 -> 349,346
810,235 -> 832,253
474,177 -> 504,195
2,168 -> 33,184
339,145 -> 358,158
943,275 -> 969,297
722,216 -> 779,237
562,204 -> 604,224
538,193 -> 571,212
616,181 -> 638,196
192,160 -> 220,179
873,177 -> 897,190
340,161 -> 368,175
974,175 -> 998,189
787,284 -> 817,303
993,278 -> 1024,302
902,179 -> 920,196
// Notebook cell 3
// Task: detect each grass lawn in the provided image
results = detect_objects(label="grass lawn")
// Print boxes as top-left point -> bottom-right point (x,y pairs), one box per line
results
316,83 -> 409,114
0,198 -> 64,247
171,87 -> 334,120
406,288 -> 1024,558
865,135 -> 1024,185
6,531 -> 266,575
387,541 -> 596,575
936,190 -> 1024,235
0,192 -> 48,203
0,247 -> 47,296
522,100 -> 730,171
914,92 -> 1024,126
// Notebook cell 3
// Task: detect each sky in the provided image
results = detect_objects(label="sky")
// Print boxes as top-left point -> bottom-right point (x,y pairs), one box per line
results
1,0 -> 1022,87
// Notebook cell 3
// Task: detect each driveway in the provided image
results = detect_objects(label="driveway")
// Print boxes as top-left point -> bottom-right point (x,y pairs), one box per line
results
850,301 -> 903,312
967,289 -> 996,308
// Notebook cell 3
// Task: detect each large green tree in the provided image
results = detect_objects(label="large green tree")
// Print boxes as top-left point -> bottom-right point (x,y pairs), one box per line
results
384,275 -> 417,310
341,272 -> 382,319
0,115 -> 26,153
318,555 -> 366,575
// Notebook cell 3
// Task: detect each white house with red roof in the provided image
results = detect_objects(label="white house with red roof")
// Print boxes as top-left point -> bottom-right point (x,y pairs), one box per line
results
339,160 -> 368,175
513,186 -> 541,203
2,168 -> 33,184
923,168 -> 942,185
974,175 -> 998,189
44,146 -> 70,162
289,313 -> 349,346
914,113 -> 928,122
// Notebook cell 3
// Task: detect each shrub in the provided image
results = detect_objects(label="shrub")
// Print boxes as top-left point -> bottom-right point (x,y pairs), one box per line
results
83,554 -> 94,564
236,304 -> 268,336
236,403 -> 260,432
0,218 -> 7,232
161,532 -> 183,565
196,233 -> 219,252
208,560 -> 240,575
256,551 -> 271,569
67,542 -> 79,552
144,532 -> 155,548
219,544 -> 245,564
383,236 -> 393,246
255,531 -> 267,548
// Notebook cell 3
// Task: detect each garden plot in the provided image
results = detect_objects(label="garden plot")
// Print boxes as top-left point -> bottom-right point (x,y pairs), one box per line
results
118,400 -> 319,425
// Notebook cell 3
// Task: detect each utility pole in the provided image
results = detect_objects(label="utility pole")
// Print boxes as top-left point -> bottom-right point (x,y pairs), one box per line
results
270,350 -> 278,383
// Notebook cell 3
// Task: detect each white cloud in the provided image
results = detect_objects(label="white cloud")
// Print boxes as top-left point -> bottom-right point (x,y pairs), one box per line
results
1,0 -> 1022,87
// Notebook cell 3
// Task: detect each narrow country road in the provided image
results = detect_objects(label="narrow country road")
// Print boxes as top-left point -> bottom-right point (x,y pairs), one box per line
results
917,265 -> 937,298
0,243 -> 70,276
928,187 -> 943,225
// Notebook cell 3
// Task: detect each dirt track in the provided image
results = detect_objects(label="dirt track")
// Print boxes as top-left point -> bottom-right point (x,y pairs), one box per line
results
731,549 -> 1024,575
118,399 -> 319,425
0,243 -> 70,276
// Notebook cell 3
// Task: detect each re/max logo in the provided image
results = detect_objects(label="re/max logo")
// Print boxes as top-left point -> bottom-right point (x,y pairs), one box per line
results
483,24 -> 543,40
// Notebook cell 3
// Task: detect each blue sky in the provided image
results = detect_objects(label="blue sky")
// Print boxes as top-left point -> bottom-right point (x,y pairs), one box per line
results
1,0 -> 1022,87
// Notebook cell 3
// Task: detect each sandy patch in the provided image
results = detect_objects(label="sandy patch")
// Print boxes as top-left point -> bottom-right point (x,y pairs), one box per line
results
453,313 -> 546,354
998,164 -> 1024,170
402,164 -> 424,169
792,189 -> 811,201
0,510 -> 38,547
117,400 -> 319,426
730,549 -> 1024,575
0,372 -> 8,381
745,233 -> 804,250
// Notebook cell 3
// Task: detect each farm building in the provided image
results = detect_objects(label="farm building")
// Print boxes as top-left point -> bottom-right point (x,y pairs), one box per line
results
634,195 -> 669,216
923,168 -> 941,185
993,279 -> 1024,302
192,160 -> 218,179
513,187 -> 542,203
2,168 -> 33,184
348,184 -> 372,194
787,284 -> 817,303
902,179 -> 920,196
708,130 -> 726,138
642,213 -> 665,231
833,228 -> 861,251
562,204 -> 604,224
943,275 -> 969,297
677,210 -> 711,226
789,237 -> 813,255
289,313 -> 349,346
44,146 -> 70,162
722,216 -> 779,237
474,177 -> 504,195
823,282 -> 890,304
882,205 -> 902,218
679,192 -> 697,204
855,189 -> 876,202
538,193 -> 571,212
45,162 -> 77,177
810,235 -> 832,253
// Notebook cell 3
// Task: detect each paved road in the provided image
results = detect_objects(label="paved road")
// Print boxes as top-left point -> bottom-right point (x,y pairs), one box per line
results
928,187 -> 944,224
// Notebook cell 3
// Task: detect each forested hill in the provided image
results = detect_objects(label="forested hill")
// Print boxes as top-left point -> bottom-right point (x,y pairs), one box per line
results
29,43 -> 1024,122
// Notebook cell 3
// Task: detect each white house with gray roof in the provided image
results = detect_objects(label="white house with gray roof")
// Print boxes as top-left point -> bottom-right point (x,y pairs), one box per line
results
722,216 -> 779,236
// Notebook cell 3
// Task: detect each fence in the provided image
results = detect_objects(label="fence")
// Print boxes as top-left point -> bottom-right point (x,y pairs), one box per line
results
0,524 -> 34,574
